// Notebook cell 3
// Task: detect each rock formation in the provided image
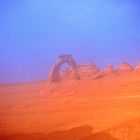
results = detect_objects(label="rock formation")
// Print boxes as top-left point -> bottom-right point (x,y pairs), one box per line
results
61,66 -> 74,80
48,54 -> 80,82
93,64 -> 117,80
104,64 -> 117,75
48,55 -> 136,83
104,64 -> 115,72
78,62 -> 100,78
61,62 -> 100,79
119,63 -> 134,72
135,63 -> 140,72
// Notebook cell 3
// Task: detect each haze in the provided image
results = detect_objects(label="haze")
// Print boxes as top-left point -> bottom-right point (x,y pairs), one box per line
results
0,0 -> 140,83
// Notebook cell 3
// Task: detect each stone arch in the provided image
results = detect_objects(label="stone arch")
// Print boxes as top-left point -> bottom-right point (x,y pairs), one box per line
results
48,54 -> 80,82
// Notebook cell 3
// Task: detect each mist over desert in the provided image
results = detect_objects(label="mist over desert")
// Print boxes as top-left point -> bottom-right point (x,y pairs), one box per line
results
0,54 -> 140,140
1,1 -> 140,140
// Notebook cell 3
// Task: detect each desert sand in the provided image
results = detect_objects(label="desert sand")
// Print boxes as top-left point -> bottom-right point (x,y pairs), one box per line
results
0,57 -> 140,140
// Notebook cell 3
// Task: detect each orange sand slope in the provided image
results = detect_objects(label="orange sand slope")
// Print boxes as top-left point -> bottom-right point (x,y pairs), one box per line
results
0,73 -> 140,140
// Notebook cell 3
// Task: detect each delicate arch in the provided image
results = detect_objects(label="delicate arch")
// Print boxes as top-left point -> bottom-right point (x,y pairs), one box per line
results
48,54 -> 80,82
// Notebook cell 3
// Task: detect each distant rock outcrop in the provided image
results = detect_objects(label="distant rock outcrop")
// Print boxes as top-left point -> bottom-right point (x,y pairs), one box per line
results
78,62 -> 100,78
104,64 -> 116,73
119,63 -> 134,72
48,54 -> 80,82
135,63 -> 140,72
93,64 -> 117,80
48,55 -> 136,83
61,62 -> 100,79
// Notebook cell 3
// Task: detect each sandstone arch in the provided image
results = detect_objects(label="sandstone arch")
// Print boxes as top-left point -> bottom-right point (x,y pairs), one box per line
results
48,54 -> 80,82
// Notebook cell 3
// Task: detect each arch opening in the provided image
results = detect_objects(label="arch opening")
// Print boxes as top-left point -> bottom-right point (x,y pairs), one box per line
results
48,54 -> 80,82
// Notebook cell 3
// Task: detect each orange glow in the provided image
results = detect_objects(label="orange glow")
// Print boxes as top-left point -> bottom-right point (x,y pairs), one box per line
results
0,68 -> 140,139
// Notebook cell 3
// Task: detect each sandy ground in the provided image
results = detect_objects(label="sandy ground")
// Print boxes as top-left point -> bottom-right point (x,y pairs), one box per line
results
0,73 -> 140,139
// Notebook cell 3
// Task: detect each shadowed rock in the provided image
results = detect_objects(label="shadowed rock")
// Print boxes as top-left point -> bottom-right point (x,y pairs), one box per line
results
0,125 -> 119,140
135,63 -> 140,72
78,62 -> 100,78
103,64 -> 118,76
81,131 -> 119,140
61,62 -> 100,79
92,64 -> 117,80
119,63 -> 134,72
48,54 -> 80,82
104,64 -> 115,73
46,125 -> 93,140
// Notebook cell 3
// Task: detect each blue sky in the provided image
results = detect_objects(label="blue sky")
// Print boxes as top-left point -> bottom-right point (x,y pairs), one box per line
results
0,0 -> 140,83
